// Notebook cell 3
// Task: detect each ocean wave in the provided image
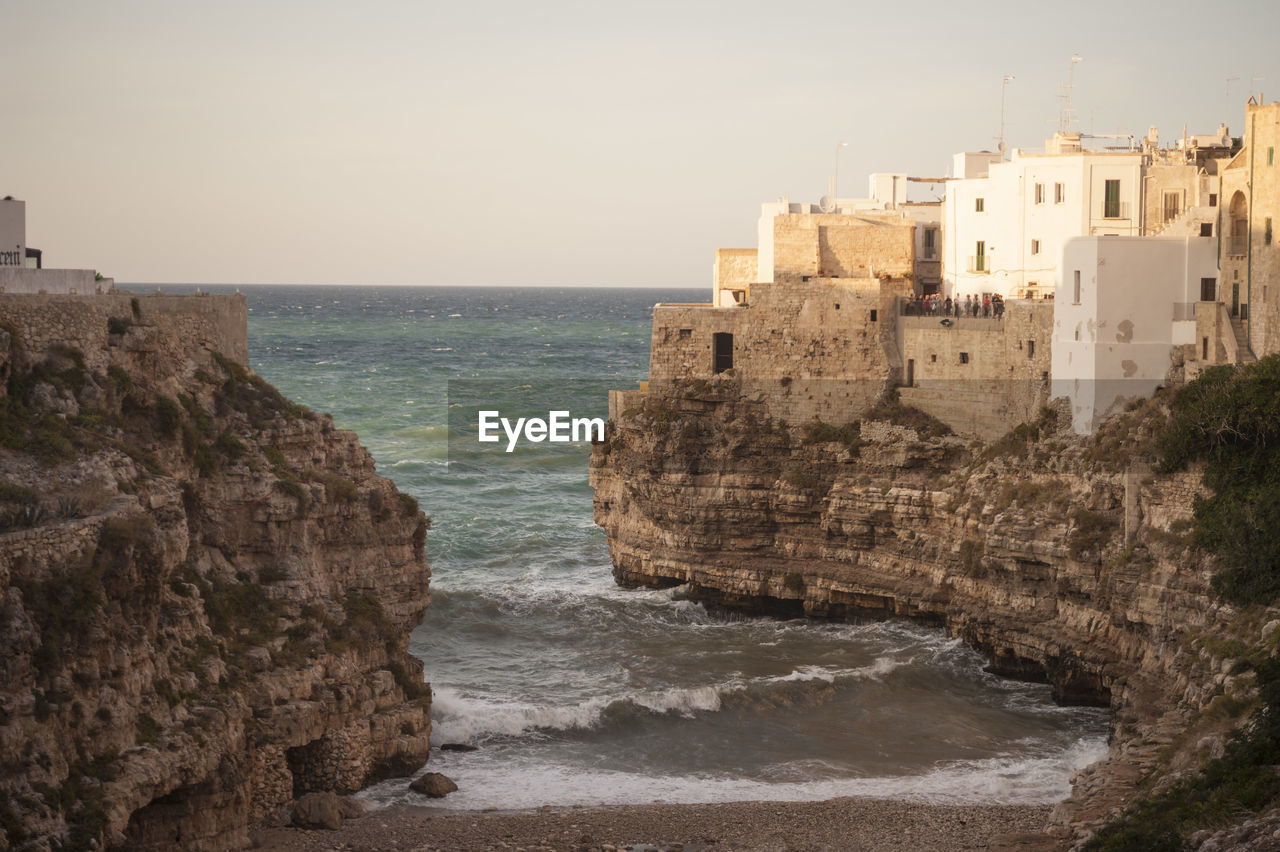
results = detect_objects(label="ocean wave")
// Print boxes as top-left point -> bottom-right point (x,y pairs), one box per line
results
429,663 -> 903,744
357,734 -> 1109,812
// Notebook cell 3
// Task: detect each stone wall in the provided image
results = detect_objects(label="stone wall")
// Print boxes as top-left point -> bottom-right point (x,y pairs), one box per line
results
713,249 -> 756,292
0,269 -> 115,295
648,276 -> 908,423
897,301 -> 1053,437
771,213 -> 914,280
0,291 -> 248,379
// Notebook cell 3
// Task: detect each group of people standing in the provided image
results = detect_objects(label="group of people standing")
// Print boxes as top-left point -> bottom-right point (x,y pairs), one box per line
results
903,293 -> 1004,319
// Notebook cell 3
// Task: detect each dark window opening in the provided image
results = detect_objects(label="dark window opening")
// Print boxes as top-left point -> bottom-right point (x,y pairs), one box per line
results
1209,193 -> 1218,207
1027,340 -> 1035,358
930,353 -> 937,363
1201,277 -> 1216,301
906,359 -> 915,387
1202,337 -> 1209,360
1104,179 -> 1121,218
870,309 -> 878,322
678,328 -> 691,339
959,352 -> 970,365
834,303 -> 840,310
1200,223 -> 1213,237
713,332 -> 733,373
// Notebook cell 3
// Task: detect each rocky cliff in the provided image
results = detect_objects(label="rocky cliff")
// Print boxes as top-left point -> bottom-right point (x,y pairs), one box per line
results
0,293 -> 432,850
590,375 -> 1271,846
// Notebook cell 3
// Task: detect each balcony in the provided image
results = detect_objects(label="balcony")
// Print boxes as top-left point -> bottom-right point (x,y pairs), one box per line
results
967,255 -> 988,274
1100,201 -> 1131,221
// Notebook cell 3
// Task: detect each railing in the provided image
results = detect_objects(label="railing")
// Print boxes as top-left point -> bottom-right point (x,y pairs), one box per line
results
1100,201 -> 1131,221
967,255 -> 988,273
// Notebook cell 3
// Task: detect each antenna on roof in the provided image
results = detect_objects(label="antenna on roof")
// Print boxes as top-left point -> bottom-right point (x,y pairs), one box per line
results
998,75 -> 1014,155
1058,55 -> 1083,132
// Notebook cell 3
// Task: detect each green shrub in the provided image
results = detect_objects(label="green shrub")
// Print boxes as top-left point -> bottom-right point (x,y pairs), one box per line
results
106,364 -> 133,393
153,395 -> 183,437
0,480 -> 38,503
1067,508 -> 1120,560
1158,355 -> 1280,605
107,316 -> 130,335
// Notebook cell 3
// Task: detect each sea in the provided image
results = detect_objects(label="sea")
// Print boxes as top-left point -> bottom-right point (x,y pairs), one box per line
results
157,284 -> 1108,811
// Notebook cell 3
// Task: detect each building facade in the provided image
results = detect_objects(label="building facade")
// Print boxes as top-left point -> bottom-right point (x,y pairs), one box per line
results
1219,100 -> 1280,357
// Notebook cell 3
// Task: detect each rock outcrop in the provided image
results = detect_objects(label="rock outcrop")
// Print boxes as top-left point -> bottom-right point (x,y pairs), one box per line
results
0,293 -> 432,850
591,375 -> 1264,844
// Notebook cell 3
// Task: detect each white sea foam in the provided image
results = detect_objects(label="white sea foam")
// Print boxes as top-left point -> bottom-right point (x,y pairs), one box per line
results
358,735 -> 1109,812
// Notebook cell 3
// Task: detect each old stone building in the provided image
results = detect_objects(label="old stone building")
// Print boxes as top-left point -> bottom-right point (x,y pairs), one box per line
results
1219,99 -> 1280,357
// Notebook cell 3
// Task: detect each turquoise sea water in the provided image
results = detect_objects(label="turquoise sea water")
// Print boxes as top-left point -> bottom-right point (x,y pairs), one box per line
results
159,284 -> 1107,810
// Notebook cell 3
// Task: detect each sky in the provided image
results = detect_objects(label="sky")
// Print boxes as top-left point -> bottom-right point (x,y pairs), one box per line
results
3,0 -> 1279,287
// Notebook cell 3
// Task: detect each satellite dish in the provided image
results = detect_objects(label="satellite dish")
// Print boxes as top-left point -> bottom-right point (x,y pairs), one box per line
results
819,195 -> 836,213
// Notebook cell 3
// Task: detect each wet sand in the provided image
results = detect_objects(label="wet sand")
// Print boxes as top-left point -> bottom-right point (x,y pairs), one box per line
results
250,797 -> 1064,851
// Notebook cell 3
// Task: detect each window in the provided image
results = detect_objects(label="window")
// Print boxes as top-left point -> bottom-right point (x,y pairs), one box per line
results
1163,191 -> 1183,223
975,197 -> 985,213
1027,340 -> 1035,358
1031,239 -> 1041,255
1104,179 -> 1121,218
1210,193 -> 1218,207
1201,277 -> 1216,301
1200,223 -> 1213,237
678,328 -> 691,339
959,352 -> 970,364
712,332 -> 733,373
1271,147 -> 1275,166
973,240 -> 986,272
1054,182 -> 1065,204
1034,183 -> 1045,204
1230,191 -> 1248,254
1073,270 -> 1081,304
930,354 -> 937,363
1268,218 -> 1274,246
922,228 -> 937,259
870,309 -> 878,322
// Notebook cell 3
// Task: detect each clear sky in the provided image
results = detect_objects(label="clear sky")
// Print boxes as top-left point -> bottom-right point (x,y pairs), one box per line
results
4,0 -> 1278,287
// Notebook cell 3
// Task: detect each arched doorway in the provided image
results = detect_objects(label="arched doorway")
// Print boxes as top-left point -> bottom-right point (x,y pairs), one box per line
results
1229,190 -> 1248,255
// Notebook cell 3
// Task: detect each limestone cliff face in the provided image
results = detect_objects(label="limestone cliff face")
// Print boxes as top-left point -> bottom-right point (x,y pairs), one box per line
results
590,376 -> 1258,841
0,294 -> 431,850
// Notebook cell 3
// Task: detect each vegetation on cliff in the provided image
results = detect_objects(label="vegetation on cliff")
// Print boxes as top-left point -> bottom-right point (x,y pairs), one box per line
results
1160,354 -> 1280,606
1086,355 -> 1280,850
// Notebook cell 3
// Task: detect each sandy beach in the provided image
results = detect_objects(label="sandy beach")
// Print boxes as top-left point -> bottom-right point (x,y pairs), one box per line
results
250,798 -> 1062,851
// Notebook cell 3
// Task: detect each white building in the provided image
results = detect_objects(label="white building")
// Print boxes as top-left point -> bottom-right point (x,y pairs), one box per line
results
0,198 -> 112,294
1051,235 -> 1216,434
1,197 -> 26,270
944,133 -> 1144,302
